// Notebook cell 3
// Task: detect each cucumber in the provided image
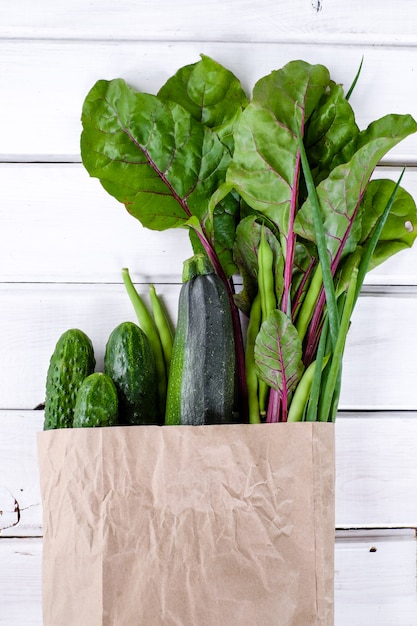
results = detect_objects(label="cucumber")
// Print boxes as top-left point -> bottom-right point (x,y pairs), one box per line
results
73,372 -> 118,428
104,321 -> 160,425
44,328 -> 96,430
165,255 -> 236,426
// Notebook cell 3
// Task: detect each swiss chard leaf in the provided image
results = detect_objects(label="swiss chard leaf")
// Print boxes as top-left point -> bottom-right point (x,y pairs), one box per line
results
81,78 -> 230,230
227,61 -> 331,248
294,113 -> 417,267
359,178 -> 417,270
81,77 -> 242,277
304,81 -> 359,186
158,54 -> 248,152
254,309 -> 305,396
156,55 -> 249,274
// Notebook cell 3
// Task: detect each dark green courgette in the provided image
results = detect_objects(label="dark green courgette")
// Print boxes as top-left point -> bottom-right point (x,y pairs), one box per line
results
165,255 -> 236,426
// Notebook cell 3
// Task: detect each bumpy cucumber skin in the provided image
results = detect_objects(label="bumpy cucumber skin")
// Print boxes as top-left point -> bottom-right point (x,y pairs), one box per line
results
104,321 -> 160,425
73,372 -> 118,428
165,273 -> 236,426
44,329 -> 96,430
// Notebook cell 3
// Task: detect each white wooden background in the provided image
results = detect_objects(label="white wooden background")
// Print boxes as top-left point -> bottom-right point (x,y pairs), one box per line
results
1,1 -> 417,624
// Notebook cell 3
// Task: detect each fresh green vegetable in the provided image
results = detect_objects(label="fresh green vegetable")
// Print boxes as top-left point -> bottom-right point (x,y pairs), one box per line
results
254,309 -> 305,422
245,292 -> 262,424
73,372 -> 118,428
104,321 -> 160,425
229,60 -> 417,421
81,56 -> 417,423
148,283 -> 174,375
44,329 -> 96,430
305,316 -> 330,422
258,226 -> 277,319
256,226 -> 277,415
165,255 -> 236,425
297,130 -> 340,352
287,355 -> 330,422
81,59 -> 248,420
121,268 -> 167,409
318,268 -> 358,421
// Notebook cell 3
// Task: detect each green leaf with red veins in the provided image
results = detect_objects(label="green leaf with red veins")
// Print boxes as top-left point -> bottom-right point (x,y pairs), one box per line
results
294,113 -> 417,268
304,81 -> 359,186
158,54 -> 248,153
359,178 -> 417,271
227,61 -> 331,253
81,78 -> 231,234
254,310 -> 305,397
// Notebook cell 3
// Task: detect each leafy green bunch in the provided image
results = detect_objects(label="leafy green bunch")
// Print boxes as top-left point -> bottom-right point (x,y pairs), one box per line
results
80,55 -> 417,423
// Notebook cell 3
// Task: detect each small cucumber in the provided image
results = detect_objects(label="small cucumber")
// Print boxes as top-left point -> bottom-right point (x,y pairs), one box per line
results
44,328 -> 96,430
104,321 -> 160,425
165,255 -> 236,426
73,372 -> 118,428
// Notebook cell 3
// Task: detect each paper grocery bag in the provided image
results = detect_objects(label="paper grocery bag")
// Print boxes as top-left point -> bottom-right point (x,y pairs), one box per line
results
37,423 -> 335,626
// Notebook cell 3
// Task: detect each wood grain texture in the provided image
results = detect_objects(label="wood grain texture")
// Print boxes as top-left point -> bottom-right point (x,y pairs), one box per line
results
334,530 -> 417,626
0,283 -> 179,409
1,0 -> 417,45
0,163 -> 193,284
339,289 -> 417,410
1,284 -> 417,410
1,41 -> 417,162
0,412 -> 42,537
2,163 -> 416,285
0,538 -> 43,625
335,413 -> 417,527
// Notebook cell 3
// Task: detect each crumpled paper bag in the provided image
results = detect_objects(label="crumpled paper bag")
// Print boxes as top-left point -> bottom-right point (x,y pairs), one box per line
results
37,423 -> 335,625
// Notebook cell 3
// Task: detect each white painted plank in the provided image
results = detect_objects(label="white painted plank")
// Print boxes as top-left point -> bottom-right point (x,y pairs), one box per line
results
0,532 -> 415,626
334,530 -> 417,626
0,283 -> 180,410
1,41 -> 417,161
1,0 -> 417,46
2,163 -> 416,284
0,538 -> 43,626
1,411 -> 417,535
339,289 -> 417,410
0,486 -> 20,534
0,163 -> 192,283
0,412 -> 42,537
1,284 -> 417,410
335,413 -> 417,528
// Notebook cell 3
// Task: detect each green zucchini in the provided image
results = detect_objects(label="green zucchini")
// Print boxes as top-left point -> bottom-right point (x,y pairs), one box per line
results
73,372 -> 118,428
104,321 -> 160,425
44,328 -> 96,430
165,255 -> 236,426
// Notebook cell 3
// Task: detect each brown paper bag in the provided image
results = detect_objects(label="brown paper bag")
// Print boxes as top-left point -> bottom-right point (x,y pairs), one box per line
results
37,423 -> 335,626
